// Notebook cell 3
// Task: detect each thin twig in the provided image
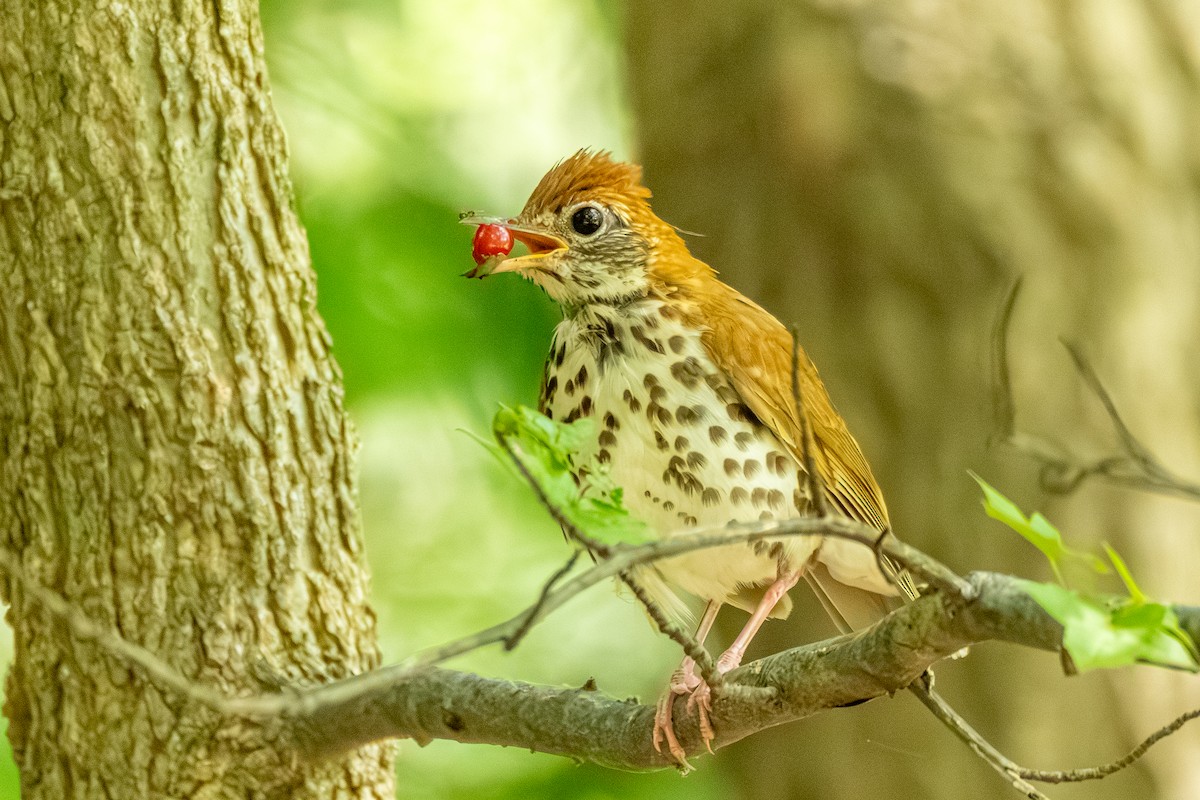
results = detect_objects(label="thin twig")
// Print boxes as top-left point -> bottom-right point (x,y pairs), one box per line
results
909,682 -> 1050,799
1018,707 -> 1200,784
991,278 -> 1200,501
504,550 -> 581,651
788,325 -> 829,518
0,546 -> 283,716
621,572 -> 721,688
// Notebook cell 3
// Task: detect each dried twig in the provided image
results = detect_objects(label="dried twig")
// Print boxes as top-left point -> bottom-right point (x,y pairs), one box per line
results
992,278 -> 1200,501
789,325 -> 829,518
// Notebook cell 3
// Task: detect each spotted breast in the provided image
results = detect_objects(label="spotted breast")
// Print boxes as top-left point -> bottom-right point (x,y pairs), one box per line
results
540,299 -> 826,623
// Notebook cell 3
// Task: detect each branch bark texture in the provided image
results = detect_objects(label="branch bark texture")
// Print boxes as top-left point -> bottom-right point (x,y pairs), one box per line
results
0,2 -> 393,797
285,572 -> 1196,770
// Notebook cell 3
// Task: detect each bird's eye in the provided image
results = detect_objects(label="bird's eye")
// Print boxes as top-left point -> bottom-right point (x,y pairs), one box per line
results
571,206 -> 604,236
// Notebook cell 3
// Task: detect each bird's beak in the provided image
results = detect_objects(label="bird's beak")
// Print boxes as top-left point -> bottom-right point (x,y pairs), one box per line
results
459,215 -> 567,275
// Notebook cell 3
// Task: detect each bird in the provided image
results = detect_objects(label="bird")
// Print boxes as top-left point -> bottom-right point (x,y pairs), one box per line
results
466,149 -> 914,765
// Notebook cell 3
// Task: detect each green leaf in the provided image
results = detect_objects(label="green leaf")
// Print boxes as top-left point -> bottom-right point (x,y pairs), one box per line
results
1104,543 -> 1146,604
487,405 -> 653,548
1016,579 -> 1199,672
970,472 -> 1108,583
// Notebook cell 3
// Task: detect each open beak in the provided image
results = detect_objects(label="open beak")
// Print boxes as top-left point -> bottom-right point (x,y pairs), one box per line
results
459,215 -> 567,275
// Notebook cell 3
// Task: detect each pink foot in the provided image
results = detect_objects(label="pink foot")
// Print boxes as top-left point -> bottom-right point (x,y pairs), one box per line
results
653,658 -> 726,767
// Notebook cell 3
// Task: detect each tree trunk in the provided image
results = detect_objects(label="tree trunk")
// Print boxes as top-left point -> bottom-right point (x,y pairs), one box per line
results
0,2 -> 395,797
627,1 -> 1200,798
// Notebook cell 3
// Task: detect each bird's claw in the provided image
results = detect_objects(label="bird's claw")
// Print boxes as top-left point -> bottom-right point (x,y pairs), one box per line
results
652,676 -> 717,768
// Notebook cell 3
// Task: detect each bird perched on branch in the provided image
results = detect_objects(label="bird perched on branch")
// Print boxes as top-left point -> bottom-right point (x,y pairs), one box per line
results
465,150 -> 913,765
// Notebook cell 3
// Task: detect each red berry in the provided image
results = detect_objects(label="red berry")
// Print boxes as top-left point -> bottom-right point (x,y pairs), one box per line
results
472,224 -> 514,265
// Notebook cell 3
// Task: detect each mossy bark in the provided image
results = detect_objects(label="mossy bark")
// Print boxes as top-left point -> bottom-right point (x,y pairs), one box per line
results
0,1 -> 394,797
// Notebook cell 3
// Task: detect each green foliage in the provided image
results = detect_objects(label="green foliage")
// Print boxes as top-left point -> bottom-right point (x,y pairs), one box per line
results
970,472 -> 1107,583
974,475 -> 1198,673
487,405 -> 653,548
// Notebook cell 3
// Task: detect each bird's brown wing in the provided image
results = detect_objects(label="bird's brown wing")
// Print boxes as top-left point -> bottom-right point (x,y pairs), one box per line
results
693,283 -> 918,623
696,287 -> 889,531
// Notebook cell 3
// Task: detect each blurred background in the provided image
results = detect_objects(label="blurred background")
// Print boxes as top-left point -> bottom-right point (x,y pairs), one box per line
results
5,0 -> 1200,797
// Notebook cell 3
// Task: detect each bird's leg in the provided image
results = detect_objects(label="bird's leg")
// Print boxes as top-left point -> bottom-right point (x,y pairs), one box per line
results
716,570 -> 802,673
653,599 -> 720,767
686,569 -> 803,746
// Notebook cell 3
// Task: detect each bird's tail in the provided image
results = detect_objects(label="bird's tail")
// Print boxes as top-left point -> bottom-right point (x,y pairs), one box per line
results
804,562 -> 904,634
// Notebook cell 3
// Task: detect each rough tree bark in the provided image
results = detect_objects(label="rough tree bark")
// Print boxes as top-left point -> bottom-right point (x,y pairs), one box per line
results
0,1 -> 395,797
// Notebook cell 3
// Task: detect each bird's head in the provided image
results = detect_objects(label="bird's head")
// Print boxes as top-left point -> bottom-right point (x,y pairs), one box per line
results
464,150 -> 701,310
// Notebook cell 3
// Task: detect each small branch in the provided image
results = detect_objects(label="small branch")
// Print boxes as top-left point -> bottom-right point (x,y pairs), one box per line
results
789,325 -> 829,518
991,278 -> 1200,501
1019,707 -> 1200,784
909,682 -> 1049,799
504,550 -> 581,651
621,572 -> 721,688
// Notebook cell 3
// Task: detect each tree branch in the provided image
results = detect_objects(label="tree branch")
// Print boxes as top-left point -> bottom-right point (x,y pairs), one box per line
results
285,571 -> 1200,771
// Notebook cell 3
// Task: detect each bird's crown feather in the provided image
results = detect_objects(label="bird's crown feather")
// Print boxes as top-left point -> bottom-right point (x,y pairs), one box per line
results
522,149 -> 653,219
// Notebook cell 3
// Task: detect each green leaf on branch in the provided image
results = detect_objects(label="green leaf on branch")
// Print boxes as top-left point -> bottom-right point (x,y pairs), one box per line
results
1016,578 -> 1199,672
970,472 -> 1108,583
486,405 -> 652,548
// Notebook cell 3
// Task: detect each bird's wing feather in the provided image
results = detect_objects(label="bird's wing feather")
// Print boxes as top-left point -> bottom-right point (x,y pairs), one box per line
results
691,282 -> 919,610
695,287 -> 889,531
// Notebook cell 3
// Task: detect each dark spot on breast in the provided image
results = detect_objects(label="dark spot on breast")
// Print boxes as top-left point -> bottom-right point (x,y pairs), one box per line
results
668,455 -> 686,472
794,488 -> 808,512
668,335 -> 686,354
743,459 -> 762,478
727,403 -> 755,423
631,325 -> 665,354
734,432 -> 753,450
623,389 -> 641,412
758,510 -> 774,521
579,396 -> 592,415
647,402 -> 672,425
730,487 -> 749,505
670,357 -> 703,389
604,412 -> 620,430
716,385 -> 740,404
545,376 -> 558,397
659,304 -> 680,321
724,459 -> 740,477
686,451 -> 707,470
678,473 -> 702,496
663,500 -> 675,511
643,374 -> 660,389
768,451 -> 790,476
597,449 -> 611,464
702,487 -> 721,507
709,426 -> 728,445
644,490 -> 652,498
674,436 -> 689,451
650,384 -> 666,402
654,431 -> 669,451
553,343 -> 566,367
563,408 -> 580,423
676,405 -> 701,425
575,364 -> 588,387
565,379 -> 576,396
643,313 -> 660,329
767,489 -> 786,510
598,430 -> 616,447
751,488 -> 768,508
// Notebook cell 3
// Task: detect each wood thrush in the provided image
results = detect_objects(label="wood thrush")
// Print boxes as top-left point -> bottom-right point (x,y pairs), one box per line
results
467,150 -> 912,764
